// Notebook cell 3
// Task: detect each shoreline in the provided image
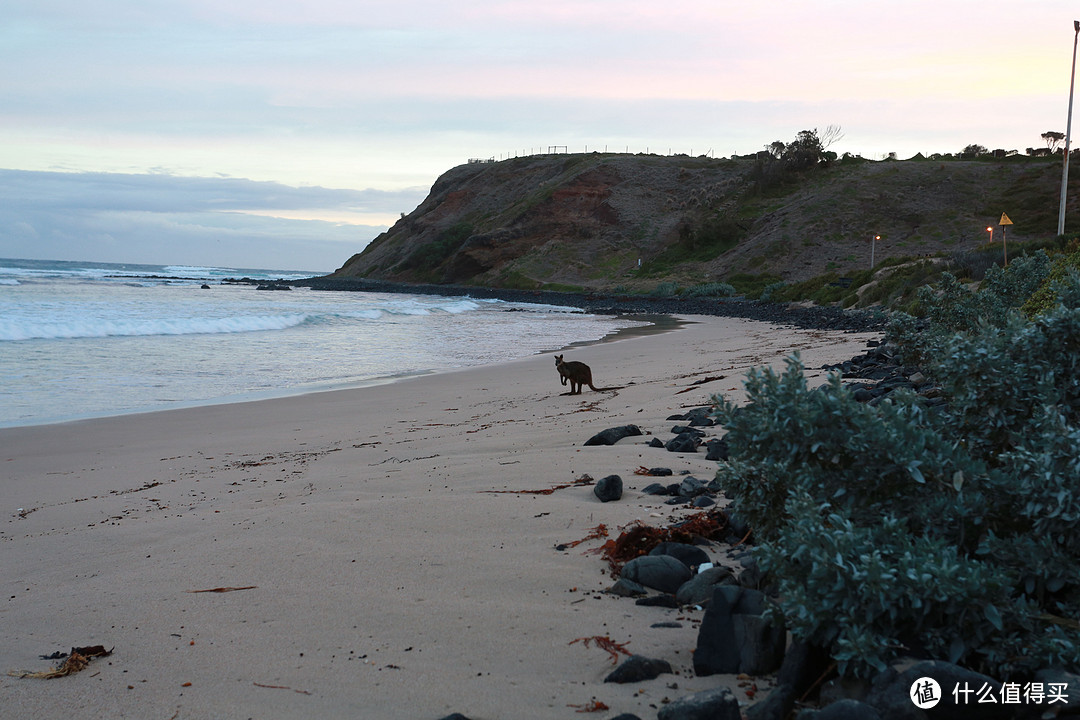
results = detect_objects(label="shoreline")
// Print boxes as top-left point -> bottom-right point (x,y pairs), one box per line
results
292,276 -> 887,333
0,312 -> 678,431
0,315 -> 881,719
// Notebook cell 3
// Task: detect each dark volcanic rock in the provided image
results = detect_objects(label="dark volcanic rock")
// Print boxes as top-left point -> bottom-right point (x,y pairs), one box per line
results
671,425 -> 707,437
636,594 -> 680,608
675,566 -> 736,606
641,482 -> 671,495
604,654 -> 673,684
677,476 -> 709,498
748,641 -> 833,720
866,660 -> 1010,720
606,578 -> 647,597
746,684 -> 797,720
779,639 -> 834,699
694,586 -> 784,676
684,407 -> 715,426
593,474 -> 623,502
665,432 -> 701,453
705,437 -> 729,461
667,407 -> 714,426
657,686 -> 741,720
584,424 -> 642,446
650,541 -> 710,569
799,699 -> 882,720
621,555 -> 692,594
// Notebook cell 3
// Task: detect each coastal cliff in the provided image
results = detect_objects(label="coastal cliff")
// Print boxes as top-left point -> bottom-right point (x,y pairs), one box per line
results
332,152 -> 1068,292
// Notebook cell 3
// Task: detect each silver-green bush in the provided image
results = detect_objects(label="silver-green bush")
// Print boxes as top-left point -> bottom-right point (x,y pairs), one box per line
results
713,268 -> 1080,678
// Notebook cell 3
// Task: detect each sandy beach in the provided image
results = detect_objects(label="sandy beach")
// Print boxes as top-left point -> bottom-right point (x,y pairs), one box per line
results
0,315 -> 879,720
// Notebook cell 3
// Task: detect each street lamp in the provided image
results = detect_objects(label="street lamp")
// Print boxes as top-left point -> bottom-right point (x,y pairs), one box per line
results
1057,20 -> 1080,236
986,226 -> 993,245
871,234 -> 880,268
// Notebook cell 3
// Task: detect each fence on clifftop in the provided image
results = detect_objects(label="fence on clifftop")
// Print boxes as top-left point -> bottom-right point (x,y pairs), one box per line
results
468,145 -> 718,164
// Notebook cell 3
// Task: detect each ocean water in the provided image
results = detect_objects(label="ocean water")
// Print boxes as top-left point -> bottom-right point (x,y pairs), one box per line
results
0,258 -> 645,427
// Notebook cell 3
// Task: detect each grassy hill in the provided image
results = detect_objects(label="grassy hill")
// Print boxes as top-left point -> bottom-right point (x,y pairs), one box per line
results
331,151 -> 1080,307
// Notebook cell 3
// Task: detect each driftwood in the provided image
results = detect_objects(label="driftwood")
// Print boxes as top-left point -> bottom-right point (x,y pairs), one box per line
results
186,586 -> 257,594
478,475 -> 594,495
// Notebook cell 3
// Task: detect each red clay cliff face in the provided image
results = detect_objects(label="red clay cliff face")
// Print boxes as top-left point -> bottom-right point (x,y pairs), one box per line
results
334,154 -> 726,289
442,169 -> 622,283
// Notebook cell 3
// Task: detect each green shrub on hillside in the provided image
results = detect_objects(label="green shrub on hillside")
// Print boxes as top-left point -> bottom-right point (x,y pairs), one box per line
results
714,268 -> 1080,679
399,221 -> 474,274
684,282 -> 736,298
726,273 -> 784,299
649,281 -> 680,297
1023,248 -> 1080,317
891,252 -> 1052,364
640,214 -> 745,277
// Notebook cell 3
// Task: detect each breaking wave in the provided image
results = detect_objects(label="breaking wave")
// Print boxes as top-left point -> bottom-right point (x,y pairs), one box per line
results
0,313 -> 312,341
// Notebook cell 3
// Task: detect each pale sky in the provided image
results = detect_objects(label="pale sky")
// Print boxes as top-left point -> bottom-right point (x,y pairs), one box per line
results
1,0 -> 1077,271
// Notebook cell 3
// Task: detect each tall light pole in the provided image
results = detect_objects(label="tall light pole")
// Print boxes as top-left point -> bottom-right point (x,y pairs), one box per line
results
1057,20 -> 1080,236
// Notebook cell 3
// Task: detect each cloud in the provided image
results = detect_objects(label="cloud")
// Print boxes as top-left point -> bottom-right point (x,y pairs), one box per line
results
0,169 -> 427,271
0,169 -> 421,213
1,0 -> 1075,261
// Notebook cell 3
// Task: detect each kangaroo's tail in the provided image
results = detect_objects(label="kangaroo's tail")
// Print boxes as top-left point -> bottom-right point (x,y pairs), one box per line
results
590,383 -> 624,392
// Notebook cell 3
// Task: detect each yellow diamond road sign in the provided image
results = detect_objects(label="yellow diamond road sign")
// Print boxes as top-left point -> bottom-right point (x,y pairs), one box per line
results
1000,213 -> 1014,226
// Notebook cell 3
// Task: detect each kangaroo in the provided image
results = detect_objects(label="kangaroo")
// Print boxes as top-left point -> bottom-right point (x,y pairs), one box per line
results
554,354 -> 622,395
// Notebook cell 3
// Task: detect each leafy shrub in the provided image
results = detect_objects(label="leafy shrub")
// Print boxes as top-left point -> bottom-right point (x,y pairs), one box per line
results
759,281 -> 786,301
642,214 -> 745,276
948,247 -> 1001,280
714,270 -> 1080,679
399,221 -> 474,272
649,281 -> 680,297
889,252 -> 1050,357
726,273 -> 784,299
1022,249 -> 1080,317
684,282 -> 736,298
854,260 -> 941,309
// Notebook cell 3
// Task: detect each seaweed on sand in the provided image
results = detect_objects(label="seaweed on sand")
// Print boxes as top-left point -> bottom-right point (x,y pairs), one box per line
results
8,645 -> 113,679
589,510 -> 729,577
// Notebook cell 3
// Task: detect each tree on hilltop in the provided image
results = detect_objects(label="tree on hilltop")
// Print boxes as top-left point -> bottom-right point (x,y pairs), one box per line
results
1043,130 -> 1066,153
766,140 -> 787,159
